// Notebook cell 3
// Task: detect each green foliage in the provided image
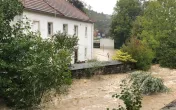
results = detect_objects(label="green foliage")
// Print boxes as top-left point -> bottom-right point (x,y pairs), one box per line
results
110,0 -> 142,48
0,0 -> 23,42
112,50 -> 137,63
132,0 -> 176,58
0,21 -> 78,109
84,61 -> 103,78
87,58 -> 98,63
129,71 -> 168,94
0,1 -> 78,108
157,32 -> 176,68
121,37 -> 154,70
108,79 -> 142,110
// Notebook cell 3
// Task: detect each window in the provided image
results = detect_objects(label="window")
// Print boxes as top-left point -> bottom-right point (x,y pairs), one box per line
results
48,22 -> 53,36
63,24 -> 68,34
85,27 -> 87,37
85,48 -> 87,58
32,21 -> 40,32
74,25 -> 78,36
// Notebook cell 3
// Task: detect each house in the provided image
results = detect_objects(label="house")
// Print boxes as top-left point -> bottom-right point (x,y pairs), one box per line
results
14,0 -> 94,64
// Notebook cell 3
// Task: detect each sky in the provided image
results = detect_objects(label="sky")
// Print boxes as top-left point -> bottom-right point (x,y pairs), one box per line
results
81,0 -> 117,15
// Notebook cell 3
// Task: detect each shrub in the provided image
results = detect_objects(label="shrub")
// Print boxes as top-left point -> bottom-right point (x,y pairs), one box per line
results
112,50 -> 137,63
108,79 -> 142,110
0,20 -> 78,109
87,58 -> 98,63
84,61 -> 103,78
157,33 -> 176,68
129,71 -> 168,94
121,37 -> 154,70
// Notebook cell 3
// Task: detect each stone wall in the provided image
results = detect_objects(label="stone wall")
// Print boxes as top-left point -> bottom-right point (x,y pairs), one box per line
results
71,63 -> 135,79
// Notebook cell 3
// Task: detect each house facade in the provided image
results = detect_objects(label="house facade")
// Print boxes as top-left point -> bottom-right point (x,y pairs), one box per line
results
15,0 -> 94,64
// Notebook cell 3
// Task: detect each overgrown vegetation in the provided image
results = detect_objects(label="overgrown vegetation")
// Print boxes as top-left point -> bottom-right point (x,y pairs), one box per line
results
0,0 -> 78,109
157,32 -> 176,68
110,0 -> 142,48
84,61 -> 103,78
109,71 -> 168,110
108,79 -> 142,110
111,0 -> 176,69
131,0 -> 176,68
129,71 -> 168,94
121,37 -> 154,70
112,50 -> 137,63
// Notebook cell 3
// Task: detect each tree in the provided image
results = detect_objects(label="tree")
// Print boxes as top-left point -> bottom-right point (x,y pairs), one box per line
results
0,0 -> 23,42
0,0 -> 78,109
157,32 -> 176,68
67,0 -> 85,13
110,0 -> 142,49
121,37 -> 154,70
132,0 -> 176,57
108,79 -> 142,110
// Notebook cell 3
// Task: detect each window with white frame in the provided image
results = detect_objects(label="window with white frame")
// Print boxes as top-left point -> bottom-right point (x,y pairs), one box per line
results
48,22 -> 53,36
32,21 -> 40,32
74,25 -> 78,36
85,27 -> 87,37
85,48 -> 87,58
63,24 -> 68,34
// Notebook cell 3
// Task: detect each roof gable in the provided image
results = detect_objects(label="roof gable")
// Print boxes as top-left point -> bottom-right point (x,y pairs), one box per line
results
22,0 -> 93,23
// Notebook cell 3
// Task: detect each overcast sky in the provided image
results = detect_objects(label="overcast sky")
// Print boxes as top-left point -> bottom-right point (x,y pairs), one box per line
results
81,0 -> 117,15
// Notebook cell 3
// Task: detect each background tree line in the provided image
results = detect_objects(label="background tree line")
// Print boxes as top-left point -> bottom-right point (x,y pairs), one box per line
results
111,0 -> 176,70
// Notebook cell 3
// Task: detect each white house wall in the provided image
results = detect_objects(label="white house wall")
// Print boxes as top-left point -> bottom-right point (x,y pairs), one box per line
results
20,11 -> 93,63
100,38 -> 114,49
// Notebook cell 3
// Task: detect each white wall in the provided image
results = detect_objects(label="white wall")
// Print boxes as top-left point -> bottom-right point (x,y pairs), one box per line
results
100,38 -> 114,49
17,11 -> 94,63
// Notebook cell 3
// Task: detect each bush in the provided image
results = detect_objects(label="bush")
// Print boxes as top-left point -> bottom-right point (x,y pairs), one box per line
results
0,20 -> 78,109
121,37 -> 154,70
129,71 -> 168,94
112,50 -> 137,63
157,33 -> 176,68
108,79 -> 142,110
84,61 -> 103,78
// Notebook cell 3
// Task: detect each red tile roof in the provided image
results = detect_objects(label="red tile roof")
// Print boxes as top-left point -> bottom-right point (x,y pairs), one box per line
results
22,0 -> 93,23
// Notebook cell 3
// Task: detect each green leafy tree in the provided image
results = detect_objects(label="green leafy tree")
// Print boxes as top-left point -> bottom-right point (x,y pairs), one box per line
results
0,0 -> 23,42
121,37 -> 154,70
67,0 -> 85,13
108,79 -> 142,110
157,32 -> 176,68
129,71 -> 168,94
0,0 -> 78,109
132,0 -> 176,57
110,0 -> 142,49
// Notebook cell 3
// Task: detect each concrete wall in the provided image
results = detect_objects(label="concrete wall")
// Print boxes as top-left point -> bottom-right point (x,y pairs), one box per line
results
100,38 -> 114,49
14,11 -> 94,63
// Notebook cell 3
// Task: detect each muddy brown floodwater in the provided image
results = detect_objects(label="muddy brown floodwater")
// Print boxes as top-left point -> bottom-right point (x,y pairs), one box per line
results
41,65 -> 176,110
1,65 -> 176,110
